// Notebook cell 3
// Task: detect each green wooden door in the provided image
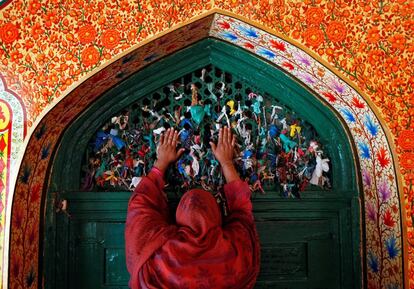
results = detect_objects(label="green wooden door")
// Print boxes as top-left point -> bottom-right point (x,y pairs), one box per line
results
57,193 -> 356,289
45,39 -> 361,289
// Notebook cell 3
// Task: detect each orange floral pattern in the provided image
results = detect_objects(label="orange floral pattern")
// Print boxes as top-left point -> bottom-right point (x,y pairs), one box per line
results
0,22 -> 18,44
305,7 -> 325,25
78,24 -> 97,45
101,29 -> 121,49
303,26 -> 324,47
326,21 -> 346,42
401,153 -> 414,170
81,46 -> 100,67
0,0 -> 412,287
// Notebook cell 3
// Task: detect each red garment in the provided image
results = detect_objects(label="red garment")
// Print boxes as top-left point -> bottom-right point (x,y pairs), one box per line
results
125,168 -> 260,289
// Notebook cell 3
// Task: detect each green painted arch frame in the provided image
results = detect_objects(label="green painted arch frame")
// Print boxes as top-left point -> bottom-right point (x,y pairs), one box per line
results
45,38 -> 362,287
53,39 -> 358,197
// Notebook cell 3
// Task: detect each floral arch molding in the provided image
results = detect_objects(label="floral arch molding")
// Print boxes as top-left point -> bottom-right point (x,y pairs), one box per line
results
7,12 -> 405,289
0,74 -> 26,287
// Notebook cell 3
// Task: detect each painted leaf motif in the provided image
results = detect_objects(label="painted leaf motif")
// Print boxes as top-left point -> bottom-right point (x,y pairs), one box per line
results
30,183 -> 42,203
368,252 -> 379,273
366,202 -> 377,222
243,42 -> 254,49
322,92 -> 336,102
282,62 -> 294,70
351,97 -> 365,108
269,39 -> 286,51
217,21 -> 230,29
377,147 -> 390,168
364,115 -> 378,136
341,108 -> 356,123
383,210 -> 395,227
221,32 -> 237,41
385,236 -> 399,259
257,48 -> 276,58
358,142 -> 370,159
238,25 -> 259,38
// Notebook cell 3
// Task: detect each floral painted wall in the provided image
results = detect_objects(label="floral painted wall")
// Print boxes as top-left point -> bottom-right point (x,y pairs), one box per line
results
0,0 -> 412,288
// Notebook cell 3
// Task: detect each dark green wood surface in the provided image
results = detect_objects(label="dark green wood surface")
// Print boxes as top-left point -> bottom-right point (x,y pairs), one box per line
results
44,38 -> 362,289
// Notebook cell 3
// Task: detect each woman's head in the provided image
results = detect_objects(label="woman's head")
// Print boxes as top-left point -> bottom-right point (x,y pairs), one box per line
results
176,189 -> 221,236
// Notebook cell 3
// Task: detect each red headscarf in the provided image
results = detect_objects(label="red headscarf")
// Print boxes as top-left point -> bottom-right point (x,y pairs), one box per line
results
125,168 -> 260,289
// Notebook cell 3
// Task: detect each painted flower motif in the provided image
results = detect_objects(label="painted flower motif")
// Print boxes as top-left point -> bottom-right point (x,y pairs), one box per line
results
366,27 -> 381,44
28,0 -> 41,14
101,29 -> 121,49
385,56 -> 399,74
326,21 -> 347,42
305,7 -> 325,25
30,23 -> 44,40
367,50 -> 384,66
400,152 -> 414,170
303,27 -> 324,47
397,130 -> 414,150
0,22 -> 18,44
78,24 -> 97,45
388,34 -> 406,51
81,46 -> 100,67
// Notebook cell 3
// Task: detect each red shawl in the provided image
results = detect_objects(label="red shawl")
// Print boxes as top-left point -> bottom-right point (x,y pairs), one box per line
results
125,168 -> 260,289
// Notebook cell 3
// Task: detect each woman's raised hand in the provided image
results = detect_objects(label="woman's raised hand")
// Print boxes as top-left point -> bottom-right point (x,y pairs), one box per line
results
154,128 -> 185,173
209,127 -> 236,167
210,127 -> 240,183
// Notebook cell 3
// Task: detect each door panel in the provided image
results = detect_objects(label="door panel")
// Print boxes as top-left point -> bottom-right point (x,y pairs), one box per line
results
69,221 -> 129,289
59,193 -> 355,289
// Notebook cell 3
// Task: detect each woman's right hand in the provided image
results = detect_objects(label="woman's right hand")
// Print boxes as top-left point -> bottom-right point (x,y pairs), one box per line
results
210,127 -> 240,183
210,127 -> 236,168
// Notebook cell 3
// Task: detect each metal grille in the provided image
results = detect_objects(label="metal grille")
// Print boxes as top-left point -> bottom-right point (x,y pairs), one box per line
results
81,65 -> 331,197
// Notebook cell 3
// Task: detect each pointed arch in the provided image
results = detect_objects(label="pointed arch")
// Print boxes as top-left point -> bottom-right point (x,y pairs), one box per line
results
7,12 -> 406,288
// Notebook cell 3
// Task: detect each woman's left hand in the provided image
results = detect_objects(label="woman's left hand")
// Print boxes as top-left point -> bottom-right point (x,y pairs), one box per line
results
154,128 -> 185,173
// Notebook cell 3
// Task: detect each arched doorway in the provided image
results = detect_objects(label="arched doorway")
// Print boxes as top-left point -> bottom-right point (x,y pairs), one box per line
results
8,12 -> 404,289
45,38 -> 361,289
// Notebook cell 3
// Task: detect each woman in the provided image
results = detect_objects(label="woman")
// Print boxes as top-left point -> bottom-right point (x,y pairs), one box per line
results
125,127 -> 260,289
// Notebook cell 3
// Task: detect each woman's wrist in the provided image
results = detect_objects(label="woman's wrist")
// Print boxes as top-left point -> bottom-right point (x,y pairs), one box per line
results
153,160 -> 169,174
220,160 -> 234,169
221,161 -> 240,183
